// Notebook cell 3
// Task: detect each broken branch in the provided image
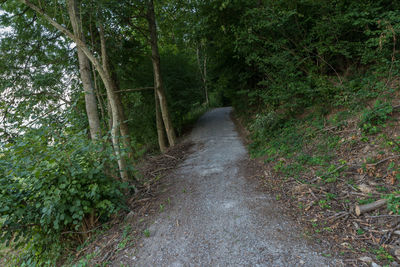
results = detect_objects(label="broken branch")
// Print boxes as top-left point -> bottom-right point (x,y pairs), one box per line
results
355,199 -> 387,216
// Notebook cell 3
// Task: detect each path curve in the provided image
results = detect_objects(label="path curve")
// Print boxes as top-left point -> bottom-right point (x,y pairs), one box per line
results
130,107 -> 336,266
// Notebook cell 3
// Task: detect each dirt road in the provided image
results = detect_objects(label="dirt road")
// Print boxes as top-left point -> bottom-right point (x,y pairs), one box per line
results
125,107 -> 337,266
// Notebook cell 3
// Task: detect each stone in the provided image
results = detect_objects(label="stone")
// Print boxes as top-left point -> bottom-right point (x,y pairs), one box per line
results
358,256 -> 373,263
358,183 -> 373,194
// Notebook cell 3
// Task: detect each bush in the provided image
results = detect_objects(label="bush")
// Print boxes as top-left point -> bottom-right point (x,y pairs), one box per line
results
359,101 -> 393,134
249,111 -> 283,140
0,129 -> 126,265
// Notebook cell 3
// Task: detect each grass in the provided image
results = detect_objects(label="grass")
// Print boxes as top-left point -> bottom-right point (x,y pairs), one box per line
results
0,242 -> 12,266
143,229 -> 150,238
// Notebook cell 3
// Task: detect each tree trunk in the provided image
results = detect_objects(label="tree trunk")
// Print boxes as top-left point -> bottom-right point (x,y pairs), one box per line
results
57,0 -> 128,181
98,24 -> 130,182
99,25 -> 135,161
147,0 -> 176,147
155,91 -> 167,152
203,54 -> 209,106
196,44 -> 209,106
67,0 -> 101,140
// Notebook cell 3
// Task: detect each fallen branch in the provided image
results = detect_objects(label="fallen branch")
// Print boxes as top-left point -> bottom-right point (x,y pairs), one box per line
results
368,155 -> 400,167
326,211 -> 349,221
164,154 -> 177,160
355,199 -> 387,216
367,214 -> 400,218
150,166 -> 174,174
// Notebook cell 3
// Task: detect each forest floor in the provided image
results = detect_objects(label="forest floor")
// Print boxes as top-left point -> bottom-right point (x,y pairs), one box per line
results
78,107 -> 340,266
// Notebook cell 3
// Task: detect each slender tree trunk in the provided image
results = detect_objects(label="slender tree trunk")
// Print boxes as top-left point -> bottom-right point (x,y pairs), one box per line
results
99,25 -> 135,161
107,98 -> 113,135
98,24 -> 130,182
56,0 -> 128,181
115,86 -> 134,159
155,91 -> 167,152
91,62 -> 108,130
203,53 -> 209,106
67,0 -> 101,140
196,44 -> 209,106
147,0 -> 176,147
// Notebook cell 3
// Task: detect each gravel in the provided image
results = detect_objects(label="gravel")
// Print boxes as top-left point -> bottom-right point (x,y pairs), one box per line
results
127,107 -> 340,266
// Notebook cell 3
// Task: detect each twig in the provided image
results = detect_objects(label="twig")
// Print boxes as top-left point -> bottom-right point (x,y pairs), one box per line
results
326,211 -> 349,221
164,154 -> 177,160
150,166 -> 174,174
61,221 -> 110,235
319,125 -> 340,132
330,164 -> 347,174
308,188 -> 317,199
366,215 -> 400,218
369,155 -> 400,167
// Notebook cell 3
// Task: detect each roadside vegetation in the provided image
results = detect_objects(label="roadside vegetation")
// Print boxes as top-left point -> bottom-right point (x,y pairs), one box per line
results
216,0 -> 400,265
2,0 -> 400,265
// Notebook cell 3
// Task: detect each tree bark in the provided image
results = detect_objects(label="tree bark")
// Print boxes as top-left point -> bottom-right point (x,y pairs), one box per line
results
155,91 -> 167,152
147,0 -> 176,147
98,24 -> 130,182
203,54 -> 209,106
67,0 -> 101,140
355,199 -> 387,216
196,44 -> 209,106
99,25 -> 135,161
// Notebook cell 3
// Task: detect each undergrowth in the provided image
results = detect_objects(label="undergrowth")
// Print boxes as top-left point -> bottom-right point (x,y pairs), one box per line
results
240,73 -> 400,264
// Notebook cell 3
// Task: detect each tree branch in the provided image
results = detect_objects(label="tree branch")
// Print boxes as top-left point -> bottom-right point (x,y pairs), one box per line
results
21,0 -> 107,82
114,87 -> 154,93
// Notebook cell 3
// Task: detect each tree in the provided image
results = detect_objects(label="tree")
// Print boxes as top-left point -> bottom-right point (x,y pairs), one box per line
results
67,0 -> 101,140
196,40 -> 209,106
20,0 -> 131,181
147,0 -> 176,148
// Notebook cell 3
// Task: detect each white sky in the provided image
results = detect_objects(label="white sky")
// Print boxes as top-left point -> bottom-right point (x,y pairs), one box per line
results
0,9 -> 13,36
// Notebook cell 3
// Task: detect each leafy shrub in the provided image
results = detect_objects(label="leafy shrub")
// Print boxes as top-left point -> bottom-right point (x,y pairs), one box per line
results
386,193 -> 400,214
0,129 -> 125,264
249,111 -> 283,139
359,101 -> 393,134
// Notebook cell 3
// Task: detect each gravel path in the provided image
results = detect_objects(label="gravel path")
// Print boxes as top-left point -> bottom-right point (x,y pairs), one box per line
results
129,107 -> 338,266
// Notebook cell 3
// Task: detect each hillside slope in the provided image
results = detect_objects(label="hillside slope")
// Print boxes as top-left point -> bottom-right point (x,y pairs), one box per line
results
237,96 -> 400,266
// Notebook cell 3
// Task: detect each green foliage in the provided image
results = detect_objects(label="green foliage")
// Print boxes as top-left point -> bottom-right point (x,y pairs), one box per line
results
385,193 -> 400,214
162,51 -> 205,134
0,129 -> 125,265
373,246 -> 394,262
359,101 -> 393,134
193,0 -> 400,120
118,225 -> 132,250
249,111 -> 283,141
116,49 -> 206,149
143,229 -> 150,238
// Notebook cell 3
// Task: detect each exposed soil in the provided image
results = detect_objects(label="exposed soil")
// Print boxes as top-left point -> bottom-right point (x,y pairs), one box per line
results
109,107 -> 340,266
